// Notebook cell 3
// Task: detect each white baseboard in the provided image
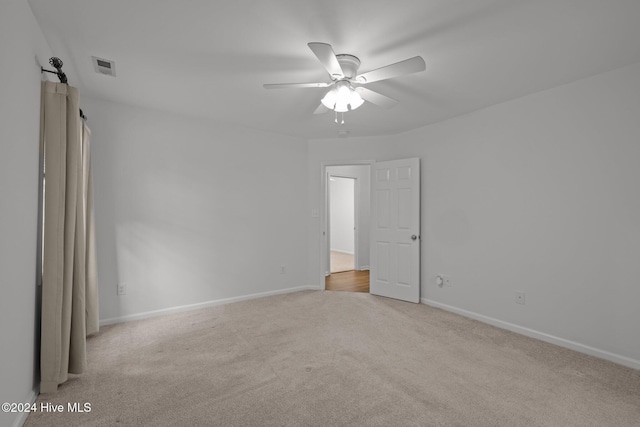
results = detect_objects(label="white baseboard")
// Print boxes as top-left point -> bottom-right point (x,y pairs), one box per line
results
330,249 -> 354,255
100,286 -> 318,326
421,298 -> 640,371
11,387 -> 38,427
359,265 -> 370,271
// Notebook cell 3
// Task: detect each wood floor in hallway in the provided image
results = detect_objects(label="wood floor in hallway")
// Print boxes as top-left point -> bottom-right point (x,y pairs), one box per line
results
325,270 -> 369,293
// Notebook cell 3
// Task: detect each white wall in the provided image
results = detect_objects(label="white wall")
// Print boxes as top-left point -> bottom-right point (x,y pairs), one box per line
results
329,177 -> 355,254
81,97 -> 309,322
409,62 -> 640,366
308,62 -> 640,367
0,1 -> 53,426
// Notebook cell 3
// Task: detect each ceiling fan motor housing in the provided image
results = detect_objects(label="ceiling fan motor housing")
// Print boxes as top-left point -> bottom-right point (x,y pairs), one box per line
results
336,54 -> 360,79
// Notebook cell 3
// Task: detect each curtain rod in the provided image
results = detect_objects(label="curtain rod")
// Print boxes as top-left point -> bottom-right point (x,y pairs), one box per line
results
41,57 -> 87,121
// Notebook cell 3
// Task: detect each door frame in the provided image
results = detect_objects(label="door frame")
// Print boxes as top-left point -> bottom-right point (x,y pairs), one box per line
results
320,160 -> 373,290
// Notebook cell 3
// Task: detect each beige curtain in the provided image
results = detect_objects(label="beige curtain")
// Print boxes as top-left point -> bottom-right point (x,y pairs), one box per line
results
40,81 -> 99,393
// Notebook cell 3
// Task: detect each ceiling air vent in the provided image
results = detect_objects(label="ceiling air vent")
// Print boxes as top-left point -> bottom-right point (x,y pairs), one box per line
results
92,56 -> 116,77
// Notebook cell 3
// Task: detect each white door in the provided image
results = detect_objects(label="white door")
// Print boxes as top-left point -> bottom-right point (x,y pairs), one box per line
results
370,158 -> 420,303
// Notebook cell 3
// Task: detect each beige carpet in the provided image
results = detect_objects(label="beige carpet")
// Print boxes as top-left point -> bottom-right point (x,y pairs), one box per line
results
331,250 -> 354,273
25,291 -> 640,426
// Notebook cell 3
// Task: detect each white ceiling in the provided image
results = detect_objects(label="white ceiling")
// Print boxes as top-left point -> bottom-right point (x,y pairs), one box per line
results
28,0 -> 640,139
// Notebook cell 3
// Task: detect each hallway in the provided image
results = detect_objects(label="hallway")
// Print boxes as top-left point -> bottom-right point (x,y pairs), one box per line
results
325,270 -> 369,293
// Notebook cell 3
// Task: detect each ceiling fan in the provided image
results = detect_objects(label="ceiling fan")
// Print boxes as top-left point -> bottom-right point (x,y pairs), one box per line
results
263,42 -> 426,119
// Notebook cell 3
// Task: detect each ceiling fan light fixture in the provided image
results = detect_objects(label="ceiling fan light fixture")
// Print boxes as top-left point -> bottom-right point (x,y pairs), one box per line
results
349,90 -> 364,110
321,88 -> 337,109
336,82 -> 351,107
323,81 -> 364,112
334,100 -> 349,113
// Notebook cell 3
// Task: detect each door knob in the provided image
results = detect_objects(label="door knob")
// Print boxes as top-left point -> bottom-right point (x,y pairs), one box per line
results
411,235 -> 418,240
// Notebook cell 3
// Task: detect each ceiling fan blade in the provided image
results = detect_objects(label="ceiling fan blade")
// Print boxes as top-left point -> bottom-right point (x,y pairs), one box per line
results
263,82 -> 330,89
356,56 -> 426,84
313,104 -> 329,115
356,87 -> 398,109
308,42 -> 344,79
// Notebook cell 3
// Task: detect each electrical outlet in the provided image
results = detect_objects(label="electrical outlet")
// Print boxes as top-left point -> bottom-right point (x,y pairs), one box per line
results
280,265 -> 286,275
444,275 -> 451,287
436,274 -> 452,287
515,291 -> 525,305
117,283 -> 126,296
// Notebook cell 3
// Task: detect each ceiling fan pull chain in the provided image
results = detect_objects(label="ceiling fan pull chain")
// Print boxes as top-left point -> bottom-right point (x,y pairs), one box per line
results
341,112 -> 345,125
334,111 -> 338,124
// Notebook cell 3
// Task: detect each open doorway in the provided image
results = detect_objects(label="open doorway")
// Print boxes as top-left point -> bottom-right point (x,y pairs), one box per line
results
321,158 -> 421,302
329,176 -> 356,273
324,164 -> 371,293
